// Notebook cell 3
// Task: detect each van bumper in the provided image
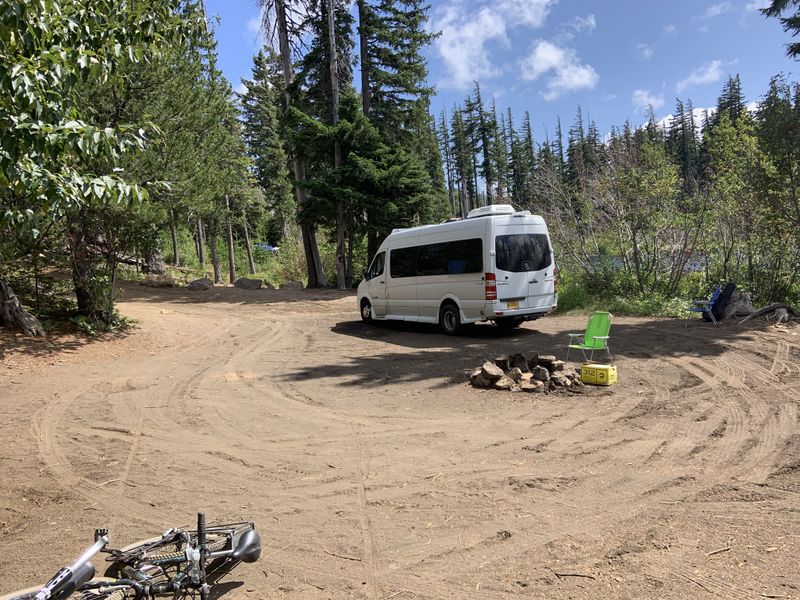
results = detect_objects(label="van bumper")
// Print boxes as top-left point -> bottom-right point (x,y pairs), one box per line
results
481,303 -> 557,321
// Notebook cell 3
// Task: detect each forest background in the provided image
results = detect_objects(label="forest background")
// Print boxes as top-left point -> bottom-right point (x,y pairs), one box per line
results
1,0 -> 800,335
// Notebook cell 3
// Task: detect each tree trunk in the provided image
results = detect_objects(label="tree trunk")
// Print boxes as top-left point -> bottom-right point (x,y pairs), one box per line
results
328,0 -> 346,290
0,279 -> 45,336
169,209 -> 180,266
346,218 -> 354,288
357,0 -> 371,117
68,216 -> 95,318
243,220 -> 256,275
225,195 -> 237,284
197,217 -> 206,267
275,0 -> 325,288
208,219 -> 222,284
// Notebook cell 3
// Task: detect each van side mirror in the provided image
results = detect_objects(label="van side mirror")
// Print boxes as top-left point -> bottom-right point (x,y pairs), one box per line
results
363,268 -> 370,280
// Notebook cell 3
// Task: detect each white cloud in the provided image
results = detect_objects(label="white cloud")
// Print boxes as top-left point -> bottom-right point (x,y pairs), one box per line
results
637,43 -> 655,61
246,16 -> 261,35
744,0 -> 770,9
571,14 -> 596,33
677,59 -> 724,92
235,81 -> 248,95
495,0 -> 557,28
663,24 -> 677,35
521,40 -> 599,101
434,4 -> 509,88
432,0 -> 558,89
703,2 -> 731,19
632,89 -> 665,113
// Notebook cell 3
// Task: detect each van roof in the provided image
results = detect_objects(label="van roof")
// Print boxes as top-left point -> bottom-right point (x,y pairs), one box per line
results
388,208 -> 547,239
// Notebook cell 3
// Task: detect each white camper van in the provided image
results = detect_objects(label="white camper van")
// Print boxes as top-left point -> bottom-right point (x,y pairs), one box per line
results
357,204 -> 558,334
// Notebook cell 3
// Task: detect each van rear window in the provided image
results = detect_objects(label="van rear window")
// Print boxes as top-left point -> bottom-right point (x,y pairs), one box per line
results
495,234 -> 551,272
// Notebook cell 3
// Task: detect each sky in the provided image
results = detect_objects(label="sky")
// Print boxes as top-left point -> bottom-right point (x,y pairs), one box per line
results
206,0 -> 797,138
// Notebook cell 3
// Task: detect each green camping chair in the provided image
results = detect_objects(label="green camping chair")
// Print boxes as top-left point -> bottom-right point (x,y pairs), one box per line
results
566,311 -> 613,363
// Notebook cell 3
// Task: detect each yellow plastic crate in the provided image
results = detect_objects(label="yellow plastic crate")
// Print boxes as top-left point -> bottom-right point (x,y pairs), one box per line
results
580,363 -> 618,386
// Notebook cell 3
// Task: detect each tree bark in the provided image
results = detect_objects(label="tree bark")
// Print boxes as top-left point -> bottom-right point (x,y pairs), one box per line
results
197,217 -> 206,267
225,195 -> 237,284
208,219 -> 222,284
275,0 -> 325,288
243,220 -> 256,275
0,279 -> 45,336
357,0 -> 371,117
169,209 -> 180,266
328,0 -> 346,290
68,215 -> 95,318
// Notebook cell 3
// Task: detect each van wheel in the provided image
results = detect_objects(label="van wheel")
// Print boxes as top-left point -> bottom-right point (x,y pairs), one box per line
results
439,303 -> 462,335
360,299 -> 372,322
495,317 -> 522,331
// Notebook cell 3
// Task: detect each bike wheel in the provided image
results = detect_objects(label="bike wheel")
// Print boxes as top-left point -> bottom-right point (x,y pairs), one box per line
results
1,578 -> 123,600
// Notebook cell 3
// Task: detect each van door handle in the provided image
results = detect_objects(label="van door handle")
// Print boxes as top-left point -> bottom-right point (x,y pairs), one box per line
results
379,280 -> 384,284
529,278 -> 538,284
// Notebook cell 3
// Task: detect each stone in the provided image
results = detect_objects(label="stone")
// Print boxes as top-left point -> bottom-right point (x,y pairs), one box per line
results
494,355 -> 511,371
520,372 -> 533,383
525,353 -> 539,370
480,361 -> 505,382
550,373 -> 569,387
549,360 -> 566,372
723,290 -> 754,320
774,308 -> 790,324
140,274 -> 175,288
507,367 -> 524,383
279,280 -> 304,290
510,353 -> 529,372
562,367 -> 579,380
234,277 -> 263,290
187,277 -> 213,291
531,365 -> 550,382
536,355 -> 558,370
469,368 -> 482,384
472,374 -> 494,388
493,375 -> 516,391
520,380 -> 545,393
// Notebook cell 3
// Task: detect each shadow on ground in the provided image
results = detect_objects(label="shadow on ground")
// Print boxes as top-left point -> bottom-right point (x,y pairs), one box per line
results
116,281 -> 354,307
0,326 -> 129,362
281,316 -> 767,389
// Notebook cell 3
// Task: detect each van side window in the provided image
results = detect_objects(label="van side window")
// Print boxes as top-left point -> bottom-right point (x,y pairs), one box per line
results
368,251 -> 385,279
447,239 -> 482,274
390,247 -> 417,278
495,234 -> 551,272
393,239 -> 483,277
417,243 -> 448,276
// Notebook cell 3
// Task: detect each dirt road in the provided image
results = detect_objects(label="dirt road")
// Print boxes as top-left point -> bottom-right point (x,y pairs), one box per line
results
1,284 -> 798,599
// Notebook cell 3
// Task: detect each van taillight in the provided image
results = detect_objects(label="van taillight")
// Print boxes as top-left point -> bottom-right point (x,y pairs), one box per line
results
553,266 -> 558,292
485,273 -> 497,300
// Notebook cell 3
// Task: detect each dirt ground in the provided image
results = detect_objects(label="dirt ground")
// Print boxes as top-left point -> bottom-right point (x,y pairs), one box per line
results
0,283 -> 798,599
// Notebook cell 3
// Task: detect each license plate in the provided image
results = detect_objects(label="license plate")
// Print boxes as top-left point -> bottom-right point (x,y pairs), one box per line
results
507,300 -> 519,310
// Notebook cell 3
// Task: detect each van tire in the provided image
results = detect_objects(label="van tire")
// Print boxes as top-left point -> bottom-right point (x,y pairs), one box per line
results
439,303 -> 462,335
360,299 -> 372,321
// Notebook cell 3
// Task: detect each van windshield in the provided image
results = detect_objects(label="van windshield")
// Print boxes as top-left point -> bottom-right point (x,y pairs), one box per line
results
495,234 -> 551,272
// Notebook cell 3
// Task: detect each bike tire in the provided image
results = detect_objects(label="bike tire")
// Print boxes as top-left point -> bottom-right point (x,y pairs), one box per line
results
0,578 -> 121,600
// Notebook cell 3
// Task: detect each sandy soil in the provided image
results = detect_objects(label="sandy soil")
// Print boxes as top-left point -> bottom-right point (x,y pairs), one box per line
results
0,283 -> 798,599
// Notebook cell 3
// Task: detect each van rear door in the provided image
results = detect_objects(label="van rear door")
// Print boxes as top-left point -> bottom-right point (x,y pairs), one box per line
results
493,226 -> 554,311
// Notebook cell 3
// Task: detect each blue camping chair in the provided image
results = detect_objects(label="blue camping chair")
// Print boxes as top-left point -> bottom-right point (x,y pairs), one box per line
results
687,284 -> 722,326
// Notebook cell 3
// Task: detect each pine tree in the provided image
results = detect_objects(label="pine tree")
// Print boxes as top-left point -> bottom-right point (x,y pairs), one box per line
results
763,0 -> 800,58
491,99 -> 509,202
240,49 -> 295,242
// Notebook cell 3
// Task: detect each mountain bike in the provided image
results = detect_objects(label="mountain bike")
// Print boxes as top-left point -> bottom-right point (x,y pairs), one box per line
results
1,513 -> 261,600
